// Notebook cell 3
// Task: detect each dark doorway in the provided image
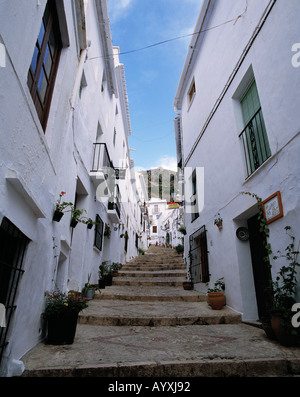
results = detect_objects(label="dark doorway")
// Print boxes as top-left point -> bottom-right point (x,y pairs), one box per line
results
0,218 -> 29,365
189,226 -> 209,284
247,214 -> 273,319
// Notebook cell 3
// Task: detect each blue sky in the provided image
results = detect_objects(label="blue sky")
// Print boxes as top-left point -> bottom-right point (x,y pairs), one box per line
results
107,0 -> 203,171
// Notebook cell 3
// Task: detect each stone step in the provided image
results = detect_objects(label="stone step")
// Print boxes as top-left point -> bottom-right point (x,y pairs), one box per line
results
95,286 -> 205,302
117,270 -> 186,278
78,300 -> 242,327
121,265 -> 185,271
112,277 -> 185,287
21,323 -> 300,378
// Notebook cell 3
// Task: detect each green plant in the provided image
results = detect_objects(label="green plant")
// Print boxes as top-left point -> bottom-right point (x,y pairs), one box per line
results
178,225 -> 186,235
83,217 -> 98,226
241,192 -> 272,258
42,290 -> 88,319
269,226 -> 300,333
71,206 -> 86,222
174,244 -> 184,255
111,262 -> 122,271
99,261 -> 110,279
104,223 -> 111,238
138,247 -> 145,255
207,277 -> 225,293
214,213 -> 223,226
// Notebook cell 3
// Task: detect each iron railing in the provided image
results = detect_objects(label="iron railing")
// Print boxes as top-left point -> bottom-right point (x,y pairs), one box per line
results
0,218 -> 29,367
91,143 -> 113,173
239,107 -> 271,177
108,185 -> 121,219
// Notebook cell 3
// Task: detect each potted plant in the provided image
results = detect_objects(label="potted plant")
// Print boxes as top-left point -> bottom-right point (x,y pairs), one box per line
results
207,277 -> 225,310
98,261 -> 113,287
178,225 -> 187,235
104,223 -> 111,238
111,262 -> 122,276
269,226 -> 300,346
174,244 -> 184,255
53,191 -> 73,222
70,207 -> 86,228
42,290 -> 88,345
138,247 -> 146,255
214,213 -> 223,230
84,218 -> 98,229
183,268 -> 193,290
82,274 -> 99,300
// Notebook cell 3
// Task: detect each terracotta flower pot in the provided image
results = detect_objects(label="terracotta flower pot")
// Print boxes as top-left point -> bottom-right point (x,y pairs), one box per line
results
183,281 -> 193,290
207,292 -> 225,310
271,314 -> 298,347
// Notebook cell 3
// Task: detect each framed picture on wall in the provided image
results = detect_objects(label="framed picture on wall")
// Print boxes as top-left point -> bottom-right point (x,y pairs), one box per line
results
262,191 -> 283,224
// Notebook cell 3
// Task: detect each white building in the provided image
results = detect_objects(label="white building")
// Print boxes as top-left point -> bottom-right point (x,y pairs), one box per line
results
0,0 -> 146,376
174,0 -> 300,322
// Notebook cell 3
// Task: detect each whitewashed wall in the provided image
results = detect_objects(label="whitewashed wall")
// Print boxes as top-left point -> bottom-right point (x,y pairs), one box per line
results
175,0 -> 300,320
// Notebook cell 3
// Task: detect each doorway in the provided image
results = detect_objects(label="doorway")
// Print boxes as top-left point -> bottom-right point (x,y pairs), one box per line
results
247,214 -> 273,319
189,226 -> 209,284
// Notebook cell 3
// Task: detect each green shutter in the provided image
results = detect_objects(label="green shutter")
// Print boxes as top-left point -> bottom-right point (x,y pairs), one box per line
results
240,80 -> 271,175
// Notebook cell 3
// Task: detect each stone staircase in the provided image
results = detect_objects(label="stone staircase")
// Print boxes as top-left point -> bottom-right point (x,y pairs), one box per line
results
21,245 -> 300,377
78,245 -> 241,326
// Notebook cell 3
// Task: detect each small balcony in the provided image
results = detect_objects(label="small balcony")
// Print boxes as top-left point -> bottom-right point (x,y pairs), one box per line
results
90,143 -> 114,190
107,185 -> 121,223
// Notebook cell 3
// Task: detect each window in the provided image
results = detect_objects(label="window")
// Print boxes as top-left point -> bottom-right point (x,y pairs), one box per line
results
152,226 -> 157,233
27,0 -> 62,131
239,80 -> 271,176
94,215 -> 104,251
191,169 -> 199,222
0,218 -> 29,365
188,79 -> 196,105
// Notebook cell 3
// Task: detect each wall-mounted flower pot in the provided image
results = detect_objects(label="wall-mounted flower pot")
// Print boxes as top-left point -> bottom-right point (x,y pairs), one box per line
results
53,210 -> 64,222
70,219 -> 78,228
216,222 -> 223,230
87,223 -> 93,229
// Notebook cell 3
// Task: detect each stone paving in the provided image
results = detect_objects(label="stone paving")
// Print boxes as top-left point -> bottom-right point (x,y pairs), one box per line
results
21,246 -> 300,377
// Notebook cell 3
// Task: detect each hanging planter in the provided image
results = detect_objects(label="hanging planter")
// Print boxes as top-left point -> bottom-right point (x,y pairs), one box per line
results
53,210 -> 64,222
53,191 -> 73,222
214,213 -> 223,230
70,218 -> 78,228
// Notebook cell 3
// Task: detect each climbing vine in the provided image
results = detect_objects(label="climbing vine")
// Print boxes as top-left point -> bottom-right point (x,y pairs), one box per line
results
241,191 -> 272,260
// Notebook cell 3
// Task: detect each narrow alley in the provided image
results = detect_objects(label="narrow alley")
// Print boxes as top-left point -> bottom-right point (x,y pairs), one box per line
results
21,246 -> 300,377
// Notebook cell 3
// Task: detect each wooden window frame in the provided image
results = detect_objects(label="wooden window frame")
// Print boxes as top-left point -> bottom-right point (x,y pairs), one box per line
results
27,0 -> 62,131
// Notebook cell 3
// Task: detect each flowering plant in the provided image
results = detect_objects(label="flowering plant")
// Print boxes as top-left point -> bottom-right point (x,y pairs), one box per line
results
207,277 -> 225,293
42,290 -> 88,319
104,223 -> 111,238
214,213 -> 223,225
55,191 -> 73,212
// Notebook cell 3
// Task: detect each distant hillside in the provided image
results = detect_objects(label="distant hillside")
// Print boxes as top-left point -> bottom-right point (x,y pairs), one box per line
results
139,167 -> 180,201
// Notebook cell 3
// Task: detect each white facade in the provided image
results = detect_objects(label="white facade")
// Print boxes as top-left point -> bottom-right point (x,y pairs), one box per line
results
0,0 -> 146,376
174,0 -> 300,321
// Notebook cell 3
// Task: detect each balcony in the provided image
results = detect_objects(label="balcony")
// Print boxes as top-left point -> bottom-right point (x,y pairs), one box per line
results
90,143 -> 114,191
239,108 -> 271,177
107,184 -> 121,223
